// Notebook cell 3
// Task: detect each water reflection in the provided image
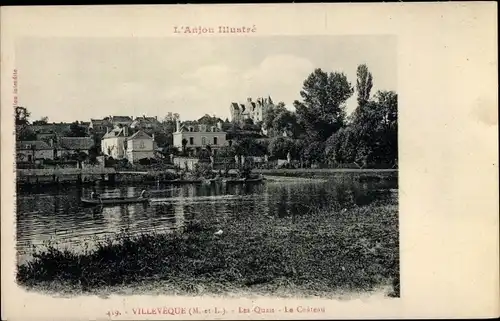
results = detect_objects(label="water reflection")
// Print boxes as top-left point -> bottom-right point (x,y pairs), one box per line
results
16,177 -> 397,262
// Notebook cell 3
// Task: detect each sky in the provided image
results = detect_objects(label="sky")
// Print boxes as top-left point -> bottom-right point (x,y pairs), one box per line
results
16,35 -> 397,123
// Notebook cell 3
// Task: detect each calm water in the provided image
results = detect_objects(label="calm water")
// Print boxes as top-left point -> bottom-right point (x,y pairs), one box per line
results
16,176 -> 398,263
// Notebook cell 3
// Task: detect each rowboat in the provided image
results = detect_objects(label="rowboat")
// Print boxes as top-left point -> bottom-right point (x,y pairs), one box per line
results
223,177 -> 265,184
81,196 -> 150,205
160,179 -> 203,184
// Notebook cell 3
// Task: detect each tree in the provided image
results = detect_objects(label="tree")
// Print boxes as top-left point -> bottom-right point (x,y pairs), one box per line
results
15,106 -> 37,141
349,90 -> 398,166
181,138 -> 188,154
263,101 -> 286,134
243,118 -> 254,125
295,68 -> 354,141
198,114 -> 223,126
356,64 -> 373,109
15,106 -> 31,126
65,121 -> 87,137
217,146 -> 236,158
232,137 -> 267,157
299,137 -> 325,164
325,126 -> 357,164
268,136 -> 298,159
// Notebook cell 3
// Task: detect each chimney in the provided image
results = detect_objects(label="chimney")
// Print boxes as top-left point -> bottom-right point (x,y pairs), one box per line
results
176,119 -> 181,132
152,133 -> 155,141
217,121 -> 222,130
123,126 -> 128,136
49,139 -> 53,147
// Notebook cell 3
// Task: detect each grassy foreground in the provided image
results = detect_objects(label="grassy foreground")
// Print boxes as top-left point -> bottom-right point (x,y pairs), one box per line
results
17,203 -> 399,298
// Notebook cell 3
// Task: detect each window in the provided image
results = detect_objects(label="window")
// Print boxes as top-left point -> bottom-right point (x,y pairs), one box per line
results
213,137 -> 218,145
189,137 -> 194,145
201,137 -> 206,145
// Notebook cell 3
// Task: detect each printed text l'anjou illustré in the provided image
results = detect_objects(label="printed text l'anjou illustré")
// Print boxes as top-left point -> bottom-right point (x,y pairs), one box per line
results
173,25 -> 257,35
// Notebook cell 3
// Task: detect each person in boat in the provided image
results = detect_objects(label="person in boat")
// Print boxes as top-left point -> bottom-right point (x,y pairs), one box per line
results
91,187 -> 100,200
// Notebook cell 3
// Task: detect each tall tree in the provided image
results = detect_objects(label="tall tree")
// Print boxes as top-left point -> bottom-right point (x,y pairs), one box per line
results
356,64 -> 373,108
295,68 -> 354,141
349,90 -> 398,166
15,106 -> 36,141
15,106 -> 30,126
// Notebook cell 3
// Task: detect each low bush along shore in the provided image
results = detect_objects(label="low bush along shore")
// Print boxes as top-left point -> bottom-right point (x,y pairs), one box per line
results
17,202 -> 399,297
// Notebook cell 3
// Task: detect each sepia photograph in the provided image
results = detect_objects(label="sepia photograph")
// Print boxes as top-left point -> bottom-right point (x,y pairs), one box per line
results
2,3 -> 498,321
13,35 -> 399,299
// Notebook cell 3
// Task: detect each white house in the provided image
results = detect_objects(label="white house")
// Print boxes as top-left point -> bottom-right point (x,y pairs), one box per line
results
126,130 -> 155,164
101,127 -> 127,159
173,119 -> 227,155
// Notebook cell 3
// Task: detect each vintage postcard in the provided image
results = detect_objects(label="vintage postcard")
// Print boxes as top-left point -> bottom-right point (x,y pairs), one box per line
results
1,3 -> 498,321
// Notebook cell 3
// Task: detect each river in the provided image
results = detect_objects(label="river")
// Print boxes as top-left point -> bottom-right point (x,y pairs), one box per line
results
16,175 -> 398,263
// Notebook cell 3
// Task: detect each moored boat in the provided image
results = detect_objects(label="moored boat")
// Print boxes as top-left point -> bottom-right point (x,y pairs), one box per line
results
81,196 -> 150,205
223,176 -> 265,184
163,179 -> 203,184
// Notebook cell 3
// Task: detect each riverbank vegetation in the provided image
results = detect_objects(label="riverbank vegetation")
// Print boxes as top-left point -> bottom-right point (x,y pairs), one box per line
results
17,201 -> 399,298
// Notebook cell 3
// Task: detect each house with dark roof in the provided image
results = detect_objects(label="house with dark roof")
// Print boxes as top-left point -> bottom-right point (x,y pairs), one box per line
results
55,137 -> 95,158
110,116 -> 133,128
16,140 -> 54,162
89,118 -> 113,133
130,115 -> 160,131
126,130 -> 155,164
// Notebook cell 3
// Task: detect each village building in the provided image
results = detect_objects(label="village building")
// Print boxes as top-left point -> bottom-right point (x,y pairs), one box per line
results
89,118 -> 113,133
101,127 -> 128,159
110,116 -> 133,128
130,115 -> 160,131
230,96 -> 274,124
16,140 -> 54,162
101,126 -> 155,163
89,116 -> 132,135
173,119 -> 227,155
31,123 -> 73,139
55,137 -> 95,159
126,130 -> 155,164
33,126 -> 56,141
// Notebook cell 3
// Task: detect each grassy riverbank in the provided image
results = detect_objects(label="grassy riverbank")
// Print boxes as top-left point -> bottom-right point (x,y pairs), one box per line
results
17,202 -> 399,298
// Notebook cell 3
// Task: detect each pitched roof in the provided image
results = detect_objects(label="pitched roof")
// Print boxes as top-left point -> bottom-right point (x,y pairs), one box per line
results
102,127 -> 126,139
128,130 -> 152,140
111,116 -> 133,123
57,137 -> 95,150
31,125 -> 54,134
17,140 -> 52,150
90,118 -> 112,125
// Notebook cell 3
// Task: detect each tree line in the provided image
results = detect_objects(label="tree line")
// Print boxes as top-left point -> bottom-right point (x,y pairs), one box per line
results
231,64 -> 398,168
